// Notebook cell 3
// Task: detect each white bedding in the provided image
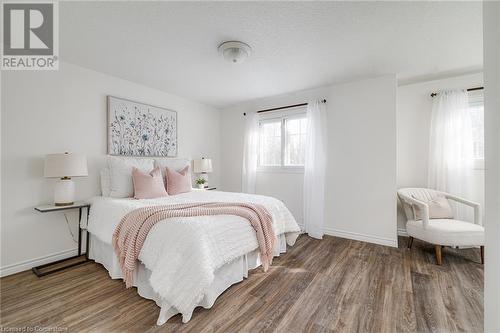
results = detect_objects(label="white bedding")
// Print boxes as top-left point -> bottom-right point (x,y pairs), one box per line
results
87,190 -> 301,324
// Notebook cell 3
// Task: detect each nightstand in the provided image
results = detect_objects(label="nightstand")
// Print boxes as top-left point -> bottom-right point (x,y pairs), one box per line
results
193,187 -> 217,191
33,201 -> 91,277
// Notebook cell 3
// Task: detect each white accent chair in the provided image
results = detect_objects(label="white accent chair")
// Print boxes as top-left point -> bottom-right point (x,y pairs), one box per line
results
397,188 -> 484,265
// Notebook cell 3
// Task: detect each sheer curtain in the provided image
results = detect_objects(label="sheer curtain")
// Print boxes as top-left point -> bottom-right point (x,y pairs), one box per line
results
303,100 -> 328,239
242,111 -> 259,194
428,89 -> 474,221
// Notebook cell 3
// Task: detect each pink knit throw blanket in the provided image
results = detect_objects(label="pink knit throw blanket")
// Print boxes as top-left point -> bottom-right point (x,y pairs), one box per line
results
112,202 -> 276,287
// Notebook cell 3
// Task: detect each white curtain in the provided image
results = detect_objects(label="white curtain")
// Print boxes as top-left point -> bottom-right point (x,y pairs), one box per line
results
242,111 -> 259,194
428,89 -> 474,221
303,100 -> 328,239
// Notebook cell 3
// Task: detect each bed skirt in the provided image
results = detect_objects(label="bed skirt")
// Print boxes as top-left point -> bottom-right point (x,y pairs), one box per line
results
88,232 -> 295,325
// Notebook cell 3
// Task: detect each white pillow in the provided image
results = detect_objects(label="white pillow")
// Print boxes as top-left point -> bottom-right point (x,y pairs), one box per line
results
107,156 -> 154,198
412,195 -> 454,220
100,168 -> 111,197
154,158 -> 190,175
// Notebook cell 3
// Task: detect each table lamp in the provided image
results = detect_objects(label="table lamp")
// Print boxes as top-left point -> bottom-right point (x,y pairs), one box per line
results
44,152 -> 88,206
193,157 -> 213,187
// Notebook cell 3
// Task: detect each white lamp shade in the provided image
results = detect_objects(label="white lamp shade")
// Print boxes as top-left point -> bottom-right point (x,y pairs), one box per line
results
44,153 -> 88,178
193,158 -> 213,173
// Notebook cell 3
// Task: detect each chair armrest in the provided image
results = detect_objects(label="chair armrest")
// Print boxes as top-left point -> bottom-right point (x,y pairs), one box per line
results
443,193 -> 482,225
398,194 -> 430,228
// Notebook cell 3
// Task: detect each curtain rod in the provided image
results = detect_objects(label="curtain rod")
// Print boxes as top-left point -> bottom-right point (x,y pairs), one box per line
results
243,99 -> 326,116
430,86 -> 483,98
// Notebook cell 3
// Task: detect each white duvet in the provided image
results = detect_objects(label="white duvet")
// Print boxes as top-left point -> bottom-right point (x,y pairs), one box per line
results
88,190 -> 301,323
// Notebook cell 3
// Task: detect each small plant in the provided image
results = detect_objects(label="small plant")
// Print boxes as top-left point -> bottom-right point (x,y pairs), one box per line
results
195,177 -> 206,185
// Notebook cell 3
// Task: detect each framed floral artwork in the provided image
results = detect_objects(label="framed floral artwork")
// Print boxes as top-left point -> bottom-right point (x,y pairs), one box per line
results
107,96 -> 177,157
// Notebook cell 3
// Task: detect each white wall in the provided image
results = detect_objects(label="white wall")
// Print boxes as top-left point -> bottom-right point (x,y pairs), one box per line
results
483,2 -> 500,332
221,75 -> 398,247
397,73 -> 484,233
0,62 -> 221,276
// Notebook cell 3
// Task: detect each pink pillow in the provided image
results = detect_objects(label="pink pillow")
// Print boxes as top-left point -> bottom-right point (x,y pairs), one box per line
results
132,167 -> 168,199
165,166 -> 192,195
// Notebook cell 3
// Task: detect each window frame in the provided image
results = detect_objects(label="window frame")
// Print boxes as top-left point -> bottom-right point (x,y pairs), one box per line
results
257,107 -> 307,173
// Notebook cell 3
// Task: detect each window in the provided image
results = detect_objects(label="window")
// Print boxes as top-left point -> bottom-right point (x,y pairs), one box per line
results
468,90 -> 484,162
284,117 -> 308,166
259,119 -> 281,166
258,110 -> 308,170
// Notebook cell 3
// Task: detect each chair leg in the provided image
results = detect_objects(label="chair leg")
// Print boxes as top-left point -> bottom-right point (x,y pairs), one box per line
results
407,236 -> 414,249
480,246 -> 484,264
435,245 -> 443,265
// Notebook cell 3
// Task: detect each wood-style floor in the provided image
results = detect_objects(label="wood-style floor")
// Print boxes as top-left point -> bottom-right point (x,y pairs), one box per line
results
0,235 -> 483,333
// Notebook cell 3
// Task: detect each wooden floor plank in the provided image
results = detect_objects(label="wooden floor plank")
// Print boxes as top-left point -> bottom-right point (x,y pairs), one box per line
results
412,270 -> 452,333
0,235 -> 483,332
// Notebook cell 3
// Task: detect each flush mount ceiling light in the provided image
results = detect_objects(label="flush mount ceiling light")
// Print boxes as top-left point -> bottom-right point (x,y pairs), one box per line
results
218,41 -> 252,64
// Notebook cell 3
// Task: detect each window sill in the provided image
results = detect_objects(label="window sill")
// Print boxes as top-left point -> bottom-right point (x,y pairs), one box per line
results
257,167 -> 304,174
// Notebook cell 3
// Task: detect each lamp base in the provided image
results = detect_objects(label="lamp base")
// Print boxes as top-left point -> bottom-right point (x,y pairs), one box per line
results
54,178 -> 75,206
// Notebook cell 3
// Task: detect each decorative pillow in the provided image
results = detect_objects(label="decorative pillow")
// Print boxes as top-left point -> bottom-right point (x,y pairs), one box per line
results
154,158 -> 190,186
412,196 -> 454,220
107,156 -> 155,198
165,166 -> 192,195
132,167 -> 168,199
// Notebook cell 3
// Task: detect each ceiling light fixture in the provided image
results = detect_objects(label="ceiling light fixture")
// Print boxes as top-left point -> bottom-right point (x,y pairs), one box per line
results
218,41 -> 252,64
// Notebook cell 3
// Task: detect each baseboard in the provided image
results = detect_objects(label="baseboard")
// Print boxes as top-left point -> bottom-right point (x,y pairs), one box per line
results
397,228 -> 408,236
0,248 -> 79,277
323,227 -> 398,248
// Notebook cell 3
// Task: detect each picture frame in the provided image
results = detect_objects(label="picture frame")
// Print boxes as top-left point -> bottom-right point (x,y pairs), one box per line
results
107,96 -> 178,157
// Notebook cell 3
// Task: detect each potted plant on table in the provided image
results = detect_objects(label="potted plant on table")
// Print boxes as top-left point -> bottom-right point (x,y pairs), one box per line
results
195,177 -> 206,189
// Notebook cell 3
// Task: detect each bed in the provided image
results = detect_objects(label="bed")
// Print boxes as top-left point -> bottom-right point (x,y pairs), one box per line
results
87,158 -> 301,325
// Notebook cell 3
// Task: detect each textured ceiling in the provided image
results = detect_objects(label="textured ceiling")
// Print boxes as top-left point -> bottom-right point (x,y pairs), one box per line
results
60,1 -> 482,108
